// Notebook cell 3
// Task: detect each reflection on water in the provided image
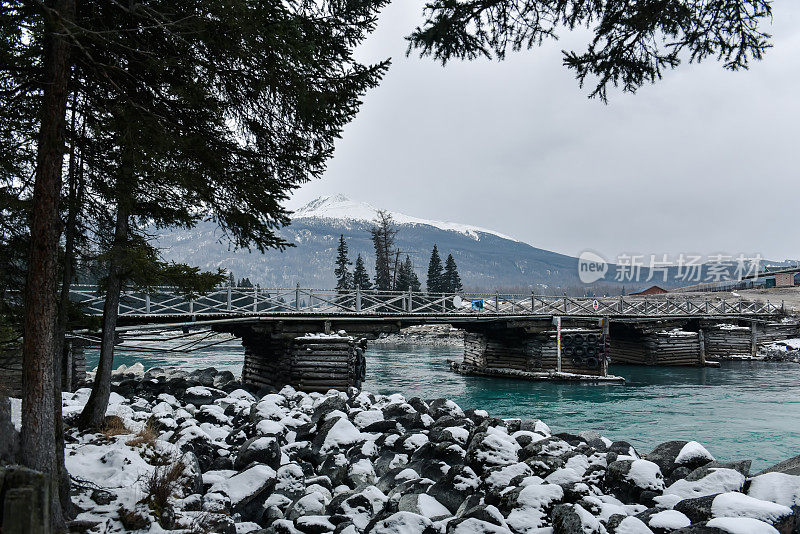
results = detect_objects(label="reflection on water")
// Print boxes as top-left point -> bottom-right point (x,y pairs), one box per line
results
87,343 -> 800,470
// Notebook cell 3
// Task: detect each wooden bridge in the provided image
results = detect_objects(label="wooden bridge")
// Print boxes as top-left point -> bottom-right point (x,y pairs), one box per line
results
66,285 -> 792,392
69,284 -> 783,320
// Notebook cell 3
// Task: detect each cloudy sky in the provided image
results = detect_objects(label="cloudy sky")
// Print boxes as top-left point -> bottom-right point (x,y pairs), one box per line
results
288,1 -> 800,263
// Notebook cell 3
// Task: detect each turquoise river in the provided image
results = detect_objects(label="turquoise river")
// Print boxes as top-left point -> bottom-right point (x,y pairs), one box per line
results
87,343 -> 800,471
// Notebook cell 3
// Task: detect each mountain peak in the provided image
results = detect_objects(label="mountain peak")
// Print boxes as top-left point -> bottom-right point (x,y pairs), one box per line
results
292,195 -> 518,242
293,194 -> 378,221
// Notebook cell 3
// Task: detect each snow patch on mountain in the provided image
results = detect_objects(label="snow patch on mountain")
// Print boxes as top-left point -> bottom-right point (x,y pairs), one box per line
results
293,194 -> 518,242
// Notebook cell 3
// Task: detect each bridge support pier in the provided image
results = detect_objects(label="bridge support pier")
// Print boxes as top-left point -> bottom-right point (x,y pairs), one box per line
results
459,322 -> 608,377
237,328 -> 367,393
0,340 -> 86,397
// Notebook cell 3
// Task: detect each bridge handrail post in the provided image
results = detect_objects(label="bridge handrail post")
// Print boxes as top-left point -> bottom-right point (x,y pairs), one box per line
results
190,298 -> 194,314
253,286 -> 258,312
227,285 -> 232,311
531,290 -> 535,314
296,283 -> 300,311
145,294 -> 151,314
408,290 -> 413,313
356,286 -> 362,312
495,292 -> 500,314
619,296 -> 623,313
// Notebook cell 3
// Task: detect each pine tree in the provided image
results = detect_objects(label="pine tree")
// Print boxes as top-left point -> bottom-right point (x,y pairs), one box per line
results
408,0 -> 773,102
334,235 -> 352,292
444,253 -> 463,293
408,262 -> 422,292
353,254 -> 372,290
2,2 -> 391,513
396,257 -> 409,291
371,210 -> 397,290
427,245 -> 444,293
396,255 -> 421,292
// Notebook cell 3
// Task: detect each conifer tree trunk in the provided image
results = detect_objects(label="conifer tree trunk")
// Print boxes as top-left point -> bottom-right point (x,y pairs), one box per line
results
78,194 -> 129,429
22,0 -> 74,528
54,117 -> 82,518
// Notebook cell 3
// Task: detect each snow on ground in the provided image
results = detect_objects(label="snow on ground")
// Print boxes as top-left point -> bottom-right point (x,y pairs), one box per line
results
647,510 -> 690,529
656,467 -> 746,505
711,491 -> 792,524
626,460 -> 665,491
616,516 -> 654,534
8,364 -> 800,533
747,471 -> 800,507
675,441 -> 715,465
706,517 -> 779,534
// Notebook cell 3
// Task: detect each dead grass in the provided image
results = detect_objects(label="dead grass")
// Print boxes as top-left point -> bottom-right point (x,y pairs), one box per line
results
118,505 -> 151,530
126,419 -> 159,448
100,415 -> 129,439
140,458 -> 186,518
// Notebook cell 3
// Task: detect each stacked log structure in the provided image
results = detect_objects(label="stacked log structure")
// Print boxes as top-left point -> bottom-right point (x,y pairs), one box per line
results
703,324 -> 752,358
462,329 -> 607,377
644,331 -> 702,365
758,319 -> 800,343
701,319 -> 799,359
241,332 -> 366,393
0,340 -> 86,397
610,329 -> 702,366
292,336 -> 366,392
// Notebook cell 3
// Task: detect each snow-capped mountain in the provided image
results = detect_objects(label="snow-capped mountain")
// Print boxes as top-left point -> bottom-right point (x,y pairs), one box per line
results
293,194 -> 517,242
155,195 -> 592,291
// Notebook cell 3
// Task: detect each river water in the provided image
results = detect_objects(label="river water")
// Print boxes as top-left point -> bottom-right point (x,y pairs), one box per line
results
87,343 -> 800,471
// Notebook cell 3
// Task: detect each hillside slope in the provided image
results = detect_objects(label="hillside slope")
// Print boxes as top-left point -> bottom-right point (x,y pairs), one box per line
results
155,195 -> 585,290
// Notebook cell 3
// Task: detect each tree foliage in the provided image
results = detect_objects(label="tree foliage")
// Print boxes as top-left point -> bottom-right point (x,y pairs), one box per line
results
396,255 -> 422,292
443,253 -> 463,293
371,210 -> 398,290
426,244 -> 445,293
353,253 -> 373,291
1,0 -> 390,522
334,235 -> 353,292
407,0 -> 773,100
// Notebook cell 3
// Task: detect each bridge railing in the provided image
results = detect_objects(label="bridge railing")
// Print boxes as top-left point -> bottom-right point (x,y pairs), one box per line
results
66,285 -> 782,317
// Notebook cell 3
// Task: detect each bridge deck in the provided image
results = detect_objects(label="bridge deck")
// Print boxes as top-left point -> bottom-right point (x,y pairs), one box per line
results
69,285 -> 783,325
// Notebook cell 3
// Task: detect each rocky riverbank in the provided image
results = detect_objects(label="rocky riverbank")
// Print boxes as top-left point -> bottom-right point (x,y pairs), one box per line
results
14,365 -> 800,534
371,325 -> 464,347
760,339 -> 800,364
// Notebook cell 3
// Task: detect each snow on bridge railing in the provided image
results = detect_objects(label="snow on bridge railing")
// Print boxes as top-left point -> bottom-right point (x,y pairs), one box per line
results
66,285 -> 783,317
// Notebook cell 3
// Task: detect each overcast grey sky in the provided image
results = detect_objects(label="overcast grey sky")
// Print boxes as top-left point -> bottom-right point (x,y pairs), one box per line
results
288,1 -> 800,263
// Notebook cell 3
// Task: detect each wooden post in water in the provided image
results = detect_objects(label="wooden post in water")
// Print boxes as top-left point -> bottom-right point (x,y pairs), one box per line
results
698,329 -> 706,366
601,317 -> 610,375
555,316 -> 562,372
